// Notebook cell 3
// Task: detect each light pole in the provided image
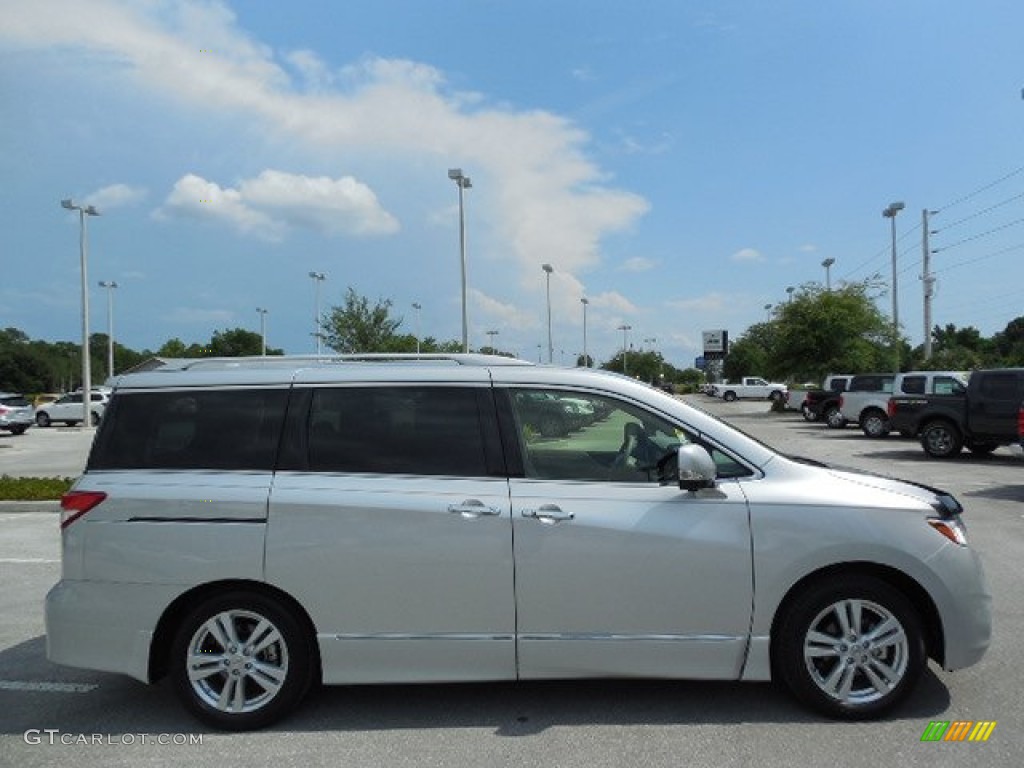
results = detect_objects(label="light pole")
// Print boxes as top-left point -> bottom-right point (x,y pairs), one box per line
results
448,168 -> 472,352
618,324 -> 632,375
883,201 -> 905,369
98,280 -> 118,381
821,257 -> 836,292
62,199 -> 99,427
542,263 -> 554,363
256,307 -> 268,356
308,271 -> 326,354
764,303 -> 773,321
786,286 -> 795,303
486,329 -> 499,352
580,297 -> 589,367
412,302 -> 422,354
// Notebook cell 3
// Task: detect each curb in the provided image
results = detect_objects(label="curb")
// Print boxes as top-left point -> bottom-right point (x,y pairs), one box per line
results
0,500 -> 60,513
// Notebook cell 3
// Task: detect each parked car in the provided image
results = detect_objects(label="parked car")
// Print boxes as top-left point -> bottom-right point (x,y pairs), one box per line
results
0,392 -> 34,435
835,373 -> 896,434
800,374 -> 853,424
47,354 -> 990,730
713,377 -> 787,402
34,389 -> 110,427
888,368 -> 1024,458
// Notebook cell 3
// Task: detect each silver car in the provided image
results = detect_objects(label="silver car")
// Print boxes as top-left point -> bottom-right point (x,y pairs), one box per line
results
0,392 -> 34,435
46,355 -> 990,730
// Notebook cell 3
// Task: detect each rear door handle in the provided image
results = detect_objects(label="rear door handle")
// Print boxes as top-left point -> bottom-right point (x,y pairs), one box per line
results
448,499 -> 502,519
521,504 -> 574,524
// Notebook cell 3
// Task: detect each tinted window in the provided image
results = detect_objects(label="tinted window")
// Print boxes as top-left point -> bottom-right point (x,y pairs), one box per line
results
307,386 -> 490,476
89,389 -> 288,470
0,395 -> 31,407
900,376 -> 925,395
508,389 -> 750,483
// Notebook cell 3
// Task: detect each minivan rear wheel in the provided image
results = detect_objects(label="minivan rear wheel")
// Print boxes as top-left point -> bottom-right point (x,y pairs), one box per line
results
171,591 -> 313,731
776,576 -> 924,719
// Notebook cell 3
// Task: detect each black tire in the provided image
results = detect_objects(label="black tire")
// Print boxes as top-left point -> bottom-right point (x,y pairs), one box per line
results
825,406 -> 846,429
802,406 -> 819,423
9,425 -> 28,435
35,412 -> 51,428
90,412 -> 100,426
920,420 -> 963,458
171,591 -> 314,731
723,391 -> 737,402
859,409 -> 890,439
775,575 -> 925,720
769,390 -> 784,403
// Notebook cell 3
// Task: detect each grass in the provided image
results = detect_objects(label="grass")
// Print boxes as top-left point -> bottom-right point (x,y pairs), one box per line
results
0,475 -> 75,501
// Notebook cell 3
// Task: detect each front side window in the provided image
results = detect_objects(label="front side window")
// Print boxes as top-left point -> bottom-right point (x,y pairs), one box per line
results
507,389 -> 749,483
306,386 -> 490,477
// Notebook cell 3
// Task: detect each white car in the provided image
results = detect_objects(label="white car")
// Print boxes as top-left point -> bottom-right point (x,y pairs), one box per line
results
34,389 -> 110,427
47,354 -> 991,730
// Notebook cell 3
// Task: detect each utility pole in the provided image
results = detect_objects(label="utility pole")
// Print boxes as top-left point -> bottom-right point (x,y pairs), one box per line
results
921,209 -> 936,361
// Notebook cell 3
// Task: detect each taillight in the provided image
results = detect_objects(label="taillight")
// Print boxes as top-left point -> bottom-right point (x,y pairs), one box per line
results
59,491 -> 107,530
1018,406 -> 1024,438
887,398 -> 896,418
838,395 -> 844,409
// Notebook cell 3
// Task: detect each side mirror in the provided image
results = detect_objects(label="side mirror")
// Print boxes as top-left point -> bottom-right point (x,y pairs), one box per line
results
677,444 -> 717,492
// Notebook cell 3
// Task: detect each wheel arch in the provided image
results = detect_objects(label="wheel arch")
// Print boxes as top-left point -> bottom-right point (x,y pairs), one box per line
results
148,579 -> 322,685
768,561 -> 945,672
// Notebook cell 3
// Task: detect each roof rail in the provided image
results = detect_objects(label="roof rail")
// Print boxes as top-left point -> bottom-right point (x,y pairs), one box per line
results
158,353 -> 535,371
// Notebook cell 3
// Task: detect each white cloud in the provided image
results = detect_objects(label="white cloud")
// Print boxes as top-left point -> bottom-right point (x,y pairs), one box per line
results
0,0 -> 648,296
799,243 -> 818,253
471,289 -> 540,331
85,183 -> 147,209
587,291 -> 637,314
730,248 -> 764,262
155,170 -> 398,239
156,173 -> 284,240
619,256 -> 657,272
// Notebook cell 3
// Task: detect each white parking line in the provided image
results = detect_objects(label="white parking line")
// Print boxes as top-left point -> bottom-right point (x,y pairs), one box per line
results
0,558 -> 59,564
0,680 -> 98,693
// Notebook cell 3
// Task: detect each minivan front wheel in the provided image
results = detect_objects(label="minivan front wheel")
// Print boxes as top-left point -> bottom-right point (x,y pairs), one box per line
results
776,576 -> 924,719
171,592 -> 313,731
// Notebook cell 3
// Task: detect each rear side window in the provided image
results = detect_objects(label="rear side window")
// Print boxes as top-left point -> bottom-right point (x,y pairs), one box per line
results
89,388 -> 288,470
303,386 -> 492,477
979,373 -> 1022,402
900,376 -> 925,395
0,395 -> 31,407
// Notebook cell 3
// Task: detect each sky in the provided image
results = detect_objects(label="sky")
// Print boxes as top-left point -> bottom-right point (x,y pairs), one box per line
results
1,0 -> 1022,369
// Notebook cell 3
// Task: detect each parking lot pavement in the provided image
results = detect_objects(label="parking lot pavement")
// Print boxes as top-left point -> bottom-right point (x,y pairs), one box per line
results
0,394 -> 1021,767
0,427 -> 95,479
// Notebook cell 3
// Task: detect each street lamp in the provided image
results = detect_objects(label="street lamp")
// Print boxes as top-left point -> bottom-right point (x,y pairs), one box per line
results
62,198 -> 100,427
764,303 -> 773,321
821,257 -> 836,292
542,263 -> 554,363
412,302 -> 422,354
98,280 -> 118,380
256,307 -> 268,356
883,201 -> 906,369
617,324 -> 632,375
448,168 -> 472,352
486,329 -> 499,352
786,286 -> 795,303
580,297 -> 589,367
308,271 -> 326,354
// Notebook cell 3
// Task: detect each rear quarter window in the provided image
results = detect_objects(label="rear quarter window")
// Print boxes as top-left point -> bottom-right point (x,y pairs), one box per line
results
89,388 -> 289,470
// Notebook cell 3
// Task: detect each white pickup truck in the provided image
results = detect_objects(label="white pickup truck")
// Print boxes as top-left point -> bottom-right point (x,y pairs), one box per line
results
713,377 -> 788,403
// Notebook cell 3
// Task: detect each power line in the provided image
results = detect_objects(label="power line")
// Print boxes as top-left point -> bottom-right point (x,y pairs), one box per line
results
934,164 -> 1024,212
932,190 -> 1024,233
932,217 -> 1024,253
933,241 -> 1024,274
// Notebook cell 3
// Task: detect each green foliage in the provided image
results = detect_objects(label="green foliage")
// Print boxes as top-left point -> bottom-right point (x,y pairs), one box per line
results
0,475 -> 75,501
323,288 -> 403,353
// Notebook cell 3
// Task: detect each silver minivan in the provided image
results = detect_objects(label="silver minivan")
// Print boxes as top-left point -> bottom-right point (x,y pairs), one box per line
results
46,355 -> 991,730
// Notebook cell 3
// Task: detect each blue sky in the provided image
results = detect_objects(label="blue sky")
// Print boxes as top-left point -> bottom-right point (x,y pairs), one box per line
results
1,0 -> 1022,367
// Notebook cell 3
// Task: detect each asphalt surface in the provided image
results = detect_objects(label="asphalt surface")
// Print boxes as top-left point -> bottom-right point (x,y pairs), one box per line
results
0,397 -> 1021,767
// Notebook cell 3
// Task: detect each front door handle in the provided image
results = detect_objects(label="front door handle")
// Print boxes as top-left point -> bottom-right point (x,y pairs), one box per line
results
521,504 -> 574,524
448,499 -> 502,519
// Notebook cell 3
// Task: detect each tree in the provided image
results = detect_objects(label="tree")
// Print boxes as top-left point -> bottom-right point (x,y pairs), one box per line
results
207,328 -> 283,357
323,288 -> 403,353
